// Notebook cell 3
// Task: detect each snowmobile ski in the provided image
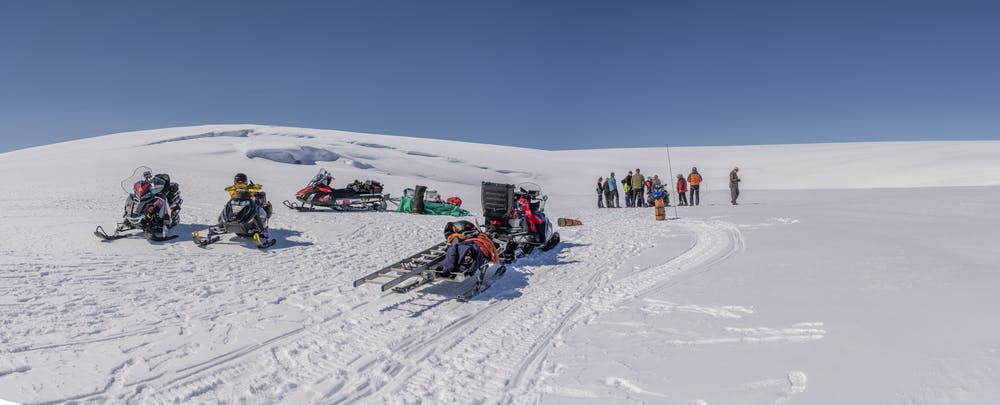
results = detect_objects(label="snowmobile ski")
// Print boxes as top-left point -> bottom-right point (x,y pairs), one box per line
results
95,225 -> 177,242
253,232 -> 277,249
94,225 -> 131,240
148,234 -> 179,242
455,265 -> 507,302
192,230 -> 220,247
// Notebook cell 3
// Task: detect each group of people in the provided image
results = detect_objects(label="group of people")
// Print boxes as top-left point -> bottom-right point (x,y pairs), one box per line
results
595,166 -> 742,208
595,168 -> 666,208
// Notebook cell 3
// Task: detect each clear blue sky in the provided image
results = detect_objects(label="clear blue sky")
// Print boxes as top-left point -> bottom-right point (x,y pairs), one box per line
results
1,0 -> 998,152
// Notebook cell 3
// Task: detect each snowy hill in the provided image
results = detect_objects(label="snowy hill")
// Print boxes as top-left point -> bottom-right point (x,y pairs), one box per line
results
3,125 -> 1000,198
2,125 -> 999,404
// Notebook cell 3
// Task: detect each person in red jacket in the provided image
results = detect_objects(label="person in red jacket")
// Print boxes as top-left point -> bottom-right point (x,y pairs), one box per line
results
676,174 -> 689,206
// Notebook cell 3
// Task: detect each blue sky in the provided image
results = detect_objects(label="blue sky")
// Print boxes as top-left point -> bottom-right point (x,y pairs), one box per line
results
1,0 -> 998,152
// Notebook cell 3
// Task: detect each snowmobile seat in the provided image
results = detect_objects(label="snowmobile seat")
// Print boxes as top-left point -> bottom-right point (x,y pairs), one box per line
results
365,180 -> 384,194
153,173 -> 180,203
482,182 -> 515,222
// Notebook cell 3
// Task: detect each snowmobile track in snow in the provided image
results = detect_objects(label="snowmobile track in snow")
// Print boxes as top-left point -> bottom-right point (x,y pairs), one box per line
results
132,217 -> 746,404
2,213 -> 743,404
344,217 -> 746,404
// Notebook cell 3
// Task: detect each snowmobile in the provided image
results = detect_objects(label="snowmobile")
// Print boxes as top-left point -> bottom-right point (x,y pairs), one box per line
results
192,175 -> 276,249
94,166 -> 183,241
647,183 -> 669,206
481,181 -> 560,262
282,168 -> 389,212
353,221 -> 506,301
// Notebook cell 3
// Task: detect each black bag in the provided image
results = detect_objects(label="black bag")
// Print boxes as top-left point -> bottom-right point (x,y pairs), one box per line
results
412,185 -> 427,214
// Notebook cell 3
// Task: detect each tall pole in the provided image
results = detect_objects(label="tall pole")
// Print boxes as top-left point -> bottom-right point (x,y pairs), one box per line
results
665,144 -> 679,219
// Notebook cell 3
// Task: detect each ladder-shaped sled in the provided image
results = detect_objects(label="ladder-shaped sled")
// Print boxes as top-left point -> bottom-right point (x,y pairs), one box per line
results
354,241 -> 504,299
353,242 -> 451,292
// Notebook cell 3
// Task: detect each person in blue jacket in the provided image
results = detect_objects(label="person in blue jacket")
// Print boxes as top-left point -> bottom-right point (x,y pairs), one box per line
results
607,172 -> 620,208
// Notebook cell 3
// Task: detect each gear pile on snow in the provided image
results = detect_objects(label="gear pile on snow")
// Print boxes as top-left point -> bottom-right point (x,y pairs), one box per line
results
397,186 -> 469,216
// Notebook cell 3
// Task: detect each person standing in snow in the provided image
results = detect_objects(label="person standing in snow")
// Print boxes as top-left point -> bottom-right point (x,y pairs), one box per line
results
687,167 -> 702,206
602,177 -> 612,208
645,177 -> 653,205
607,172 -> 620,208
596,177 -> 606,208
623,171 -> 633,207
652,175 -> 664,205
631,168 -> 645,208
676,174 -> 688,206
730,166 -> 741,205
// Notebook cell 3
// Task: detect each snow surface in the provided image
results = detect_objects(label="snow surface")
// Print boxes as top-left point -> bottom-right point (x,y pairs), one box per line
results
1,125 -> 999,404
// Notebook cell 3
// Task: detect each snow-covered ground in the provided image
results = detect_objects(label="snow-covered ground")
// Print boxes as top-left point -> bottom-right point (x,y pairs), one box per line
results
1,125 -> 999,404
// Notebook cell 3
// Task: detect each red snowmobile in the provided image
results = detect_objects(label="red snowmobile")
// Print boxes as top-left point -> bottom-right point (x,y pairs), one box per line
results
282,168 -> 390,211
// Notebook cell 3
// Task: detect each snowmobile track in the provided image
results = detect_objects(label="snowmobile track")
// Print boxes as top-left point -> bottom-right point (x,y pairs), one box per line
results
133,217 -> 745,404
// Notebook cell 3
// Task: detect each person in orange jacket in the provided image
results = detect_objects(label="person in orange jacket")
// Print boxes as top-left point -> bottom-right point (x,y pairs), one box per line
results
441,220 -> 498,275
687,167 -> 702,206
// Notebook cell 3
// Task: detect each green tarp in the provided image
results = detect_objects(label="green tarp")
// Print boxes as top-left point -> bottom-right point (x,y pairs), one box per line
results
397,193 -> 469,216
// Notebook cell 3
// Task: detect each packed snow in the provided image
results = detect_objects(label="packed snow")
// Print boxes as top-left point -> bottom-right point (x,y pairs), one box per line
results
1,125 -> 999,404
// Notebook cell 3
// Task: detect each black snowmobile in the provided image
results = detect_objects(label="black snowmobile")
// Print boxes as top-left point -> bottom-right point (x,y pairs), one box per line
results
481,181 -> 560,262
192,174 -> 275,249
282,168 -> 390,212
95,166 -> 183,241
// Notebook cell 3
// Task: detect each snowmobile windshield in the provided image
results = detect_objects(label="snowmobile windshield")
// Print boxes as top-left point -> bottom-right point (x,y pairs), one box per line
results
517,182 -> 542,196
309,168 -> 332,186
229,199 -> 251,214
516,182 -> 546,210
121,166 -> 159,200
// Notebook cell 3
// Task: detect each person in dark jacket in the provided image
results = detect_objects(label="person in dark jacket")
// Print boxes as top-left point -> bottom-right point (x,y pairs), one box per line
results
596,177 -> 606,208
440,221 -> 499,275
729,166 -> 740,205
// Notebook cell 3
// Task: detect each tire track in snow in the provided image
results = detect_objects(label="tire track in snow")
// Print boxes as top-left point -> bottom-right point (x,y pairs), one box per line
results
504,219 -> 744,404
3,208 -> 742,404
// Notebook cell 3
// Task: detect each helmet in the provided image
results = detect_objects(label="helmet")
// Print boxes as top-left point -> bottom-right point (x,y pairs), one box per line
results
234,173 -> 248,184
691,167 -> 698,172
444,220 -> 479,240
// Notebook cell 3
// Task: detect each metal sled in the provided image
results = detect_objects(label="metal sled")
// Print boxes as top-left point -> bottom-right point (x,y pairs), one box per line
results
353,241 -> 505,300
